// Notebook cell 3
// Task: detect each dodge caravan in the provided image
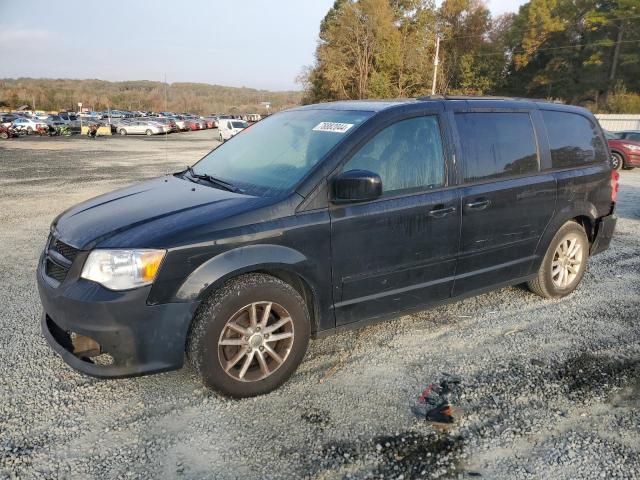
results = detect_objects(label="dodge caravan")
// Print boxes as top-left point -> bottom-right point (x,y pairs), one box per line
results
38,97 -> 617,397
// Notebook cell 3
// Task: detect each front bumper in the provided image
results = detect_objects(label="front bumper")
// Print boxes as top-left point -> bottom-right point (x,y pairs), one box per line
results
37,257 -> 197,378
590,213 -> 617,256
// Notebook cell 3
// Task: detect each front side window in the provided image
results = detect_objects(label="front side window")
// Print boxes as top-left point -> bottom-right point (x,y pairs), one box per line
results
194,109 -> 373,196
542,110 -> 607,168
455,112 -> 539,182
342,116 -> 446,195
622,132 -> 640,142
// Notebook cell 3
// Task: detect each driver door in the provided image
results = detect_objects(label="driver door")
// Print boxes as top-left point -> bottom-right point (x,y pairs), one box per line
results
329,114 -> 461,325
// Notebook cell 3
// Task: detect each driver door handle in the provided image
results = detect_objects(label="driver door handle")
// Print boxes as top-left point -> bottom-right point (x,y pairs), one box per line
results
428,206 -> 457,218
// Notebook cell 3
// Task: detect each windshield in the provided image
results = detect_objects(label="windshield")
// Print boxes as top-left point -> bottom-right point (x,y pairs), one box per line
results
193,109 -> 372,196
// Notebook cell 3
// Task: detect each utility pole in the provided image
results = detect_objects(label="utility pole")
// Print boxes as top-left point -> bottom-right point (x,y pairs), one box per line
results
609,23 -> 624,83
431,35 -> 441,96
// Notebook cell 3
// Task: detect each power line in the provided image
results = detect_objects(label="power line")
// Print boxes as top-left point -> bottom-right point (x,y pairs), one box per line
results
474,38 -> 640,57
440,13 -> 640,42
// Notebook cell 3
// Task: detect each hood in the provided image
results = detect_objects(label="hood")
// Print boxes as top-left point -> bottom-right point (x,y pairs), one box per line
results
53,175 -> 270,249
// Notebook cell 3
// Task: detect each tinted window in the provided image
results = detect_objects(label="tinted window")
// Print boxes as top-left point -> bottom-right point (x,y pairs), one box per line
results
343,116 -> 446,195
622,132 -> 640,142
455,112 -> 539,182
542,111 -> 607,168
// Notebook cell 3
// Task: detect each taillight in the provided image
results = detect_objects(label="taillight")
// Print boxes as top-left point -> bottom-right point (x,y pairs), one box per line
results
611,169 -> 619,202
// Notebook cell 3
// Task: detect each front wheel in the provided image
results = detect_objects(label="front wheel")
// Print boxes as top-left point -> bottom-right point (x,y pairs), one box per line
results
0,132 -> 8,139
611,152 -> 624,171
528,221 -> 589,298
119,129 -> 127,136
187,274 -> 310,398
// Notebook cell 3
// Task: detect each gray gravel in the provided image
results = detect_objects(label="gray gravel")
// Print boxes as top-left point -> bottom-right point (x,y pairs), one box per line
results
0,131 -> 638,479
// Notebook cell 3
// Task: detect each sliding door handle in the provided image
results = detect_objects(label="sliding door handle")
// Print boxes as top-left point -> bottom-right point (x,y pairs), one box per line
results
466,199 -> 491,210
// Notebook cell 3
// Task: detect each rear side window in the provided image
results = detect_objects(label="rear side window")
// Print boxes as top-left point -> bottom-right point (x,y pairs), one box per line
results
343,116 -> 446,195
455,112 -> 539,182
542,111 -> 607,168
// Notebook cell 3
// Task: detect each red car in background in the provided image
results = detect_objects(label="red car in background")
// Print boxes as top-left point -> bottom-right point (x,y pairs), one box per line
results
605,131 -> 640,170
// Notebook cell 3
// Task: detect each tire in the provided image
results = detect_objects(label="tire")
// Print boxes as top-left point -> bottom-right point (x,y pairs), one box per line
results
0,132 -> 8,139
119,129 -> 127,136
26,127 -> 33,135
187,273 -> 310,398
528,221 -> 589,299
145,129 -> 153,136
219,132 -> 223,142
611,152 -> 624,171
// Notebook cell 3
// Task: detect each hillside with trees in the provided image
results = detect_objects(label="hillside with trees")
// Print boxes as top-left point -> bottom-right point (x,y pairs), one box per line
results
301,0 -> 640,112
0,78 -> 302,114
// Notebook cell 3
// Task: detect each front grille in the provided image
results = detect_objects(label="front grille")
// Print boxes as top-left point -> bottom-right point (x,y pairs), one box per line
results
46,259 -> 68,282
52,239 -> 79,262
44,236 -> 79,284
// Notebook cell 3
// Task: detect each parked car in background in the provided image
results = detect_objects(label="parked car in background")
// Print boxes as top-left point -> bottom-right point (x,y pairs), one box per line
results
46,115 -> 69,127
116,119 -> 164,136
1,114 -> 20,126
149,117 -> 178,133
605,130 -> 640,170
78,111 -> 103,120
245,114 -> 262,123
12,117 -> 48,134
218,119 -> 248,141
0,125 -> 15,139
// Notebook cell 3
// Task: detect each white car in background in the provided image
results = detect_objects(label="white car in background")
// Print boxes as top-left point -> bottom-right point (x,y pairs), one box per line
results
218,119 -> 248,141
12,117 -> 48,134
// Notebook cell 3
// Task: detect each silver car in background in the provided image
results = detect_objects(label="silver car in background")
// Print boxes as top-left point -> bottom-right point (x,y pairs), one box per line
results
116,119 -> 165,136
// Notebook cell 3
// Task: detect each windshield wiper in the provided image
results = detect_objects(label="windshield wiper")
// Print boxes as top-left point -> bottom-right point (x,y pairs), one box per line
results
184,166 -> 243,193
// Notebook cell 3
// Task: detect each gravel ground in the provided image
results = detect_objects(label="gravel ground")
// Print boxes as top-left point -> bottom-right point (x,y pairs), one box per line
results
0,131 -> 638,480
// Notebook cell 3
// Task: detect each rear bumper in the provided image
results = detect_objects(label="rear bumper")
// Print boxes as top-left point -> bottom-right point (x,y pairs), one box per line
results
590,213 -> 617,256
38,262 -> 197,378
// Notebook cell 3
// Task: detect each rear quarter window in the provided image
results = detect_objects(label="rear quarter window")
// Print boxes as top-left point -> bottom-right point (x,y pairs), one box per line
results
541,110 -> 607,168
455,112 -> 539,183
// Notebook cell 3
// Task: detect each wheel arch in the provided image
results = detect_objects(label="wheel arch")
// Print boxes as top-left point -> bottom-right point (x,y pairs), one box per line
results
531,205 -> 598,274
175,244 -> 321,333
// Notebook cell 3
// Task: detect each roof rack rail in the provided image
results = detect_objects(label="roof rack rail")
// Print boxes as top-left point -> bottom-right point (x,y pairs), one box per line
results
417,94 -> 565,104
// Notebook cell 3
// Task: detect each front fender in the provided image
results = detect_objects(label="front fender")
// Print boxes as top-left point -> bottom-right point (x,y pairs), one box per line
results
174,244 -> 308,302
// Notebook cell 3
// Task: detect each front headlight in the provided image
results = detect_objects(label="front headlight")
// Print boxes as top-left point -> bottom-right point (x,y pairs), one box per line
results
623,143 -> 640,152
81,249 -> 166,291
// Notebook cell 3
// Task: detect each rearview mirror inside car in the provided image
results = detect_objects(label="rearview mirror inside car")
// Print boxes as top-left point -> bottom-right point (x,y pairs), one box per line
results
333,169 -> 382,203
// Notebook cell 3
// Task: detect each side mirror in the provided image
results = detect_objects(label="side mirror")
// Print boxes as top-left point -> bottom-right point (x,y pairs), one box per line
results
333,169 -> 382,203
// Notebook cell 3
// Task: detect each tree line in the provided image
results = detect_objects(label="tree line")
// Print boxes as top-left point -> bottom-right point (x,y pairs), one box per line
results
0,78 -> 302,115
301,0 -> 640,112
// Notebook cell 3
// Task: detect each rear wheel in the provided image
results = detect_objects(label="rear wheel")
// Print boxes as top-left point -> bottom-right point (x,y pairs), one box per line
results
145,129 -> 153,136
119,129 -> 127,136
187,274 -> 310,398
611,152 -> 624,171
0,132 -> 8,139
528,221 -> 589,298
26,127 -> 33,135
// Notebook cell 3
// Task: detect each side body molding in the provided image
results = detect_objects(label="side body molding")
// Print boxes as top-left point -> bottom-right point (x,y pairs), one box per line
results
174,244 -> 308,303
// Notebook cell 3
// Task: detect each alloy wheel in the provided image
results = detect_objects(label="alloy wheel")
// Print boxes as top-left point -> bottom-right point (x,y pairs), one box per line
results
218,301 -> 294,382
551,234 -> 584,288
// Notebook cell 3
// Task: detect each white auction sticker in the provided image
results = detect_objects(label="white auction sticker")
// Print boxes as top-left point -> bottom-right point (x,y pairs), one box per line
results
312,122 -> 354,133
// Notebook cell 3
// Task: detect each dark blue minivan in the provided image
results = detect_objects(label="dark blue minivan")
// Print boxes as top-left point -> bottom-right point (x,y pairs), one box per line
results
38,97 -> 618,397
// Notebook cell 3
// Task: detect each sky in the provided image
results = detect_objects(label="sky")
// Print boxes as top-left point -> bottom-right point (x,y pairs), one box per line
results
0,0 -> 527,91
